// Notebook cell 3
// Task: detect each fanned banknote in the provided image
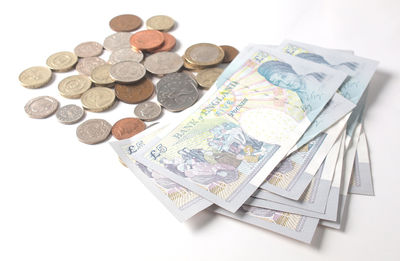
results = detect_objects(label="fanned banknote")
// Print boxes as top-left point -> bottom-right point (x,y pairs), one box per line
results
133,45 -> 347,212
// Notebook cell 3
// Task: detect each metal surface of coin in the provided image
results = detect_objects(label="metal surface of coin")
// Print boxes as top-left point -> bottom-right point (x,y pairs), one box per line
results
110,61 -> 146,83
81,87 -> 115,112
58,75 -> 92,98
46,51 -> 78,72
103,32 -> 132,51
19,66 -> 52,89
144,52 -> 183,75
129,30 -> 164,51
108,48 -> 144,64
24,96 -> 59,119
90,64 -> 114,86
111,117 -> 146,140
109,14 -> 142,32
56,104 -> 85,124
76,119 -> 112,145
182,58 -> 206,71
220,45 -> 239,63
76,57 -> 106,76
74,41 -> 103,58
149,32 -> 176,53
184,43 -> 224,67
157,72 -> 199,112
134,101 -> 162,121
146,15 -> 175,31
115,78 -> 154,104
195,67 -> 224,89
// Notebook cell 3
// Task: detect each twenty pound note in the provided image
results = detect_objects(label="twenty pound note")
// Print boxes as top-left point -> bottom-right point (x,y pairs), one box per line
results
134,45 -> 347,212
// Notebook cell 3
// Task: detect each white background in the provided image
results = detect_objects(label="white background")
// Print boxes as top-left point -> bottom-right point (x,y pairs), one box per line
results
1,0 -> 399,260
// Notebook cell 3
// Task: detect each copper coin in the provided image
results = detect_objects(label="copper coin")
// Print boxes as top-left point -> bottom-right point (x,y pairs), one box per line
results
149,32 -> 176,53
220,45 -> 239,63
130,30 -> 165,51
109,14 -> 142,32
111,118 -> 146,140
115,77 -> 154,104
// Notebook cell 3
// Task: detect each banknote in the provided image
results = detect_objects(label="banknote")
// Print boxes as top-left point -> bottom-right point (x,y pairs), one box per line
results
213,205 -> 319,243
134,45 -> 347,212
109,124 -> 212,222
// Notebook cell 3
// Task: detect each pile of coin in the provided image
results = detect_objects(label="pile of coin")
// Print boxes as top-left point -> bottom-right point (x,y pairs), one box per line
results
19,14 -> 239,145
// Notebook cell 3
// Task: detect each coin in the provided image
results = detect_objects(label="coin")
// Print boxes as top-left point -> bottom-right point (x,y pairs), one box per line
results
144,52 -> 183,75
74,41 -> 103,58
146,15 -> 175,31
76,57 -> 107,76
108,47 -> 144,64
19,66 -> 52,89
90,64 -> 115,86
56,104 -> 85,124
157,72 -> 199,112
103,32 -> 132,51
115,78 -> 154,104
134,101 -> 162,121
58,75 -> 92,98
130,30 -> 164,51
182,58 -> 206,71
220,45 -> 239,63
195,67 -> 224,89
111,117 -> 146,140
46,51 -> 78,72
81,87 -> 115,112
109,14 -> 142,32
149,32 -> 176,53
109,61 -> 146,83
184,43 -> 224,67
76,119 -> 112,145
24,96 -> 59,119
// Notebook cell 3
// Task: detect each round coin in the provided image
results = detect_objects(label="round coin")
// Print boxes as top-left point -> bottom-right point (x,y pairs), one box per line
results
109,14 -> 142,32
134,101 -> 162,121
74,41 -> 103,58
80,87 -> 115,112
195,67 -> 224,89
111,117 -> 146,140
108,47 -> 144,64
24,96 -> 59,119
184,43 -> 224,67
182,58 -> 206,71
157,72 -> 199,112
115,78 -> 154,104
76,57 -> 107,76
109,61 -> 146,83
220,45 -> 239,63
56,104 -> 85,124
58,75 -> 92,98
144,52 -> 183,75
149,32 -> 176,53
129,30 -> 164,51
46,51 -> 78,72
76,119 -> 112,145
90,64 -> 114,86
103,32 -> 132,51
19,66 -> 52,89
146,15 -> 175,31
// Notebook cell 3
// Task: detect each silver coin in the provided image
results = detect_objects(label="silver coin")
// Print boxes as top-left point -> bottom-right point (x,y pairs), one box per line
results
74,41 -> 103,58
156,72 -> 199,112
76,57 -> 107,76
144,52 -> 183,75
108,48 -> 144,64
109,61 -> 146,83
134,101 -> 162,121
76,119 -> 112,145
56,104 -> 85,124
24,96 -> 59,119
103,32 -> 132,51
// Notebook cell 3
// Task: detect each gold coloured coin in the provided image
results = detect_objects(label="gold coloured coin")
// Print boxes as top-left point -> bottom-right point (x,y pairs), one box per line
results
195,68 -> 224,89
58,75 -> 92,98
183,57 -> 207,71
146,15 -> 175,31
184,43 -> 224,67
90,64 -> 115,86
80,87 -> 115,112
18,66 -> 52,88
46,51 -> 78,72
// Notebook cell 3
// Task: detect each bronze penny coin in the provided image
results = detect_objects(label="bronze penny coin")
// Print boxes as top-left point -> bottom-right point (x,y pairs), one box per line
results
111,117 -> 146,140
149,32 -> 176,53
109,14 -> 142,32
115,77 -> 154,104
220,45 -> 239,63
130,30 -> 164,51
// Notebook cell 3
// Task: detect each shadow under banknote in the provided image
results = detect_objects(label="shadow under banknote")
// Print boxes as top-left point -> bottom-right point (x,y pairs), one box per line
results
365,70 -> 392,110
